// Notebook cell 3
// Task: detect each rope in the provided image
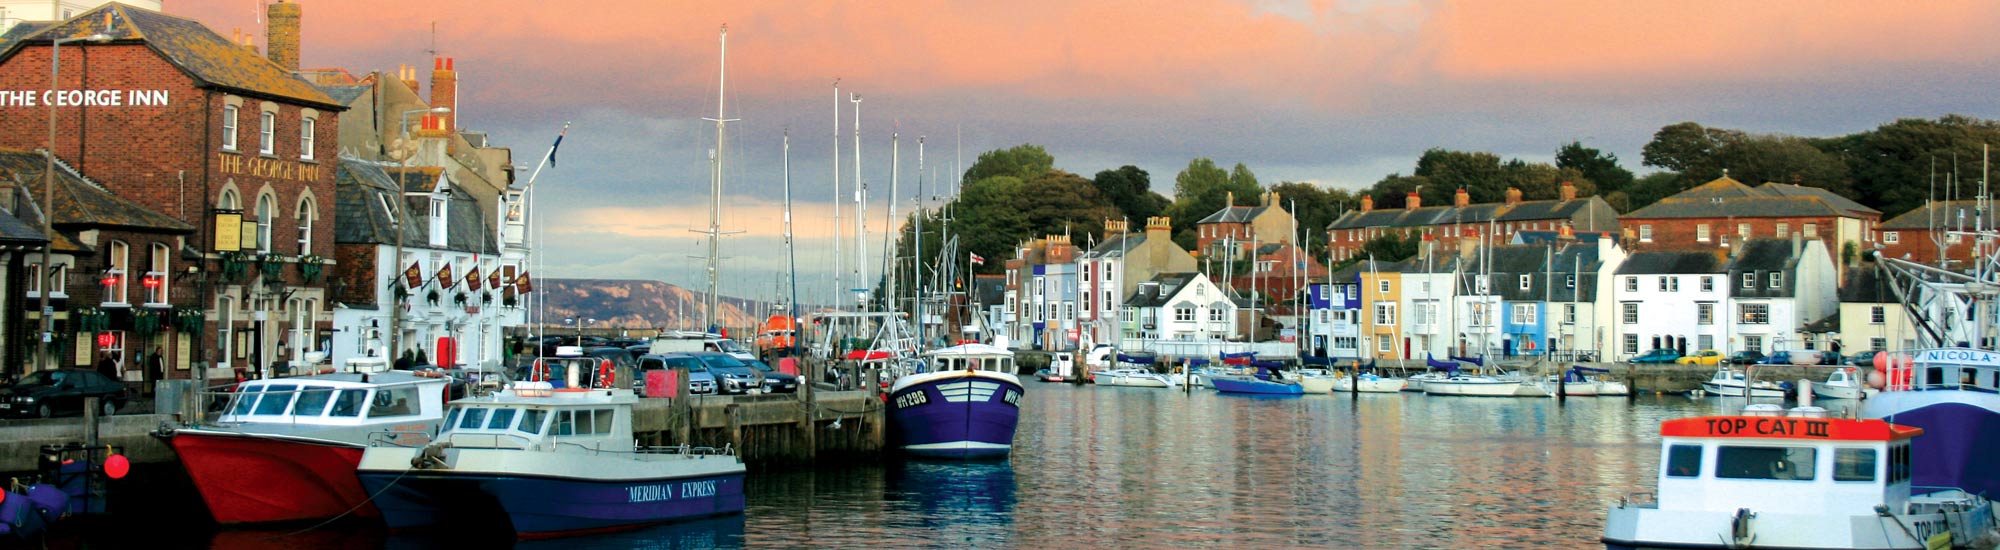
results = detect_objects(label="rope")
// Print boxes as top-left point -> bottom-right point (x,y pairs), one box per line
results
267,465 -> 417,539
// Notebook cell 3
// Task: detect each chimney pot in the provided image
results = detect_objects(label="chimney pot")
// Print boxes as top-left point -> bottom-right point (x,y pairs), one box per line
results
1454,188 -> 1470,207
1360,195 -> 1374,213
1505,187 -> 1523,206
1559,181 -> 1577,202
1406,191 -> 1421,211
431,57 -> 460,133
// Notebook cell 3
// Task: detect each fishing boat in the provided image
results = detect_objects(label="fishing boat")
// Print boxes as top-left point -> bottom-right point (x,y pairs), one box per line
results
1812,367 -> 1876,400
1863,348 -> 2000,500
1294,368 -> 1335,394
1095,368 -> 1174,388
355,380 -> 745,537
1542,366 -> 1630,396
1603,404 -> 1996,549
887,344 -> 1023,458
1702,366 -> 1787,398
157,369 -> 450,524
1032,368 -> 1066,383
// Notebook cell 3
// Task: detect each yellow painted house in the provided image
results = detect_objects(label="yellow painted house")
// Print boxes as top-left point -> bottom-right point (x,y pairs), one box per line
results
1356,260 -> 1405,360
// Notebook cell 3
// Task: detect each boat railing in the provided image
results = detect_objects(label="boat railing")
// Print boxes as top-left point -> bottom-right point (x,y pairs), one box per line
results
1617,491 -> 1656,509
637,443 -> 738,457
438,432 -> 536,450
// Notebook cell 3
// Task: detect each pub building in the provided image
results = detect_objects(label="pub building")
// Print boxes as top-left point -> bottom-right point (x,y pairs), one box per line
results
0,3 -> 342,383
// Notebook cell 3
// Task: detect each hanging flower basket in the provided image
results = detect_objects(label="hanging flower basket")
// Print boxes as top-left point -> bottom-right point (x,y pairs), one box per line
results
392,284 -> 411,302
219,251 -> 248,282
258,254 -> 285,278
72,307 -> 109,332
134,309 -> 161,337
425,289 -> 441,306
298,255 -> 325,283
502,294 -> 518,308
480,291 -> 492,304
453,292 -> 469,307
173,307 -> 205,333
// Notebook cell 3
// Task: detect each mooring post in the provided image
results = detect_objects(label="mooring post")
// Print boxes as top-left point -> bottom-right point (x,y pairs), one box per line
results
674,373 -> 694,446
83,396 -> 100,447
1626,362 -> 1638,402
725,403 -> 743,459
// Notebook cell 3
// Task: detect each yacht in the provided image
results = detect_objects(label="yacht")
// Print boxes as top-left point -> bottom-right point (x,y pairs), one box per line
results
1095,368 -> 1174,388
1702,366 -> 1787,398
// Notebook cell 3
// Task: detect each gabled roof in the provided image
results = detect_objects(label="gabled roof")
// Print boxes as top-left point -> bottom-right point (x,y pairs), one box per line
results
317,84 -> 371,106
1083,233 -> 1148,258
1,4 -> 342,109
1494,198 -> 1593,222
1197,204 -> 1274,224
0,22 -> 51,52
1727,239 -> 1800,273
1124,272 -> 1199,309
1615,249 -> 1728,275
0,149 -> 191,233
1757,183 -> 1876,216
334,158 -> 403,245
1878,200 -> 2000,230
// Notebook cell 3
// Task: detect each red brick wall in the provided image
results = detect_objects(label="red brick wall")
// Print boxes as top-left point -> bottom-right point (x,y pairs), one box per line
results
1877,228 -> 1985,265
333,243 -> 378,306
1623,216 -> 1839,253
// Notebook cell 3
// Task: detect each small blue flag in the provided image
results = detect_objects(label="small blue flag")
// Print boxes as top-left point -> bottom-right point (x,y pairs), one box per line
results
548,126 -> 567,167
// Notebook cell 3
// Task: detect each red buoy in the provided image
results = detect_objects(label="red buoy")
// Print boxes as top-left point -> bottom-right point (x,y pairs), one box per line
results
104,454 -> 130,480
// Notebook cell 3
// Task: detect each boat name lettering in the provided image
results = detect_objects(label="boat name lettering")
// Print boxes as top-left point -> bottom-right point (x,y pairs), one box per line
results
628,484 -> 673,503
1911,518 -> 1948,542
680,480 -> 717,498
895,391 -> 928,409
1917,349 -> 2000,366
1702,418 -> 1831,438
1003,390 -> 1020,406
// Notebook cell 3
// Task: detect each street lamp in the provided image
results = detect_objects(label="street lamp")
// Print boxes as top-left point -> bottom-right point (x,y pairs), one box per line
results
35,32 -> 110,374
385,106 -> 451,369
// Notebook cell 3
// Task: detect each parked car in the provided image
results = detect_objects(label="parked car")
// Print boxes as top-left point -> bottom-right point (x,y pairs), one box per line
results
626,344 -> 651,356
605,338 -> 647,349
689,353 -> 774,395
634,353 -> 718,396
1627,349 -> 1682,364
650,331 -> 757,361
740,358 -> 801,394
1847,350 -> 1880,367
1725,350 -> 1765,365
1817,351 -> 1844,365
585,346 -> 637,373
0,368 -> 129,418
1674,349 -> 1724,366
1756,351 -> 1792,365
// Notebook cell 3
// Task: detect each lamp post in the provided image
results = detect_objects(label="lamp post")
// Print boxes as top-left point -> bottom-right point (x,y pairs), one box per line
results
34,33 -> 110,375
386,106 -> 451,368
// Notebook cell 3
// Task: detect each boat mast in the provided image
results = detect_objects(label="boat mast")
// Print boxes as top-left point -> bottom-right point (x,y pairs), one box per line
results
852,93 -> 866,310
885,131 -> 900,317
785,131 -> 799,355
832,80 -> 842,312
698,24 -> 739,333
914,136 -> 925,346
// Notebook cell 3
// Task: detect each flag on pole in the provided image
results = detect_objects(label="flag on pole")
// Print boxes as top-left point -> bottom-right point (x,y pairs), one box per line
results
515,271 -> 534,293
547,125 -> 567,167
436,262 -> 455,290
488,268 -> 502,290
403,261 -> 423,289
465,264 -> 483,291
969,252 -> 985,266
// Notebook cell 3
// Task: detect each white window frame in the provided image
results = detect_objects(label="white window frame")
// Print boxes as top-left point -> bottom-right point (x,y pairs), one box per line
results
1701,276 -> 1714,292
1519,274 -> 1530,291
1378,280 -> 1390,294
28,260 -> 68,298
1511,303 -> 1536,325
1742,273 -> 1755,289
1624,276 -> 1637,293
296,196 -> 315,256
1884,231 -> 1900,244
259,111 -> 276,155
1623,334 -> 1638,354
1563,303 -> 1576,324
1775,222 -> 1789,238
1638,224 -> 1653,242
1698,302 -> 1714,325
1871,306 -> 1885,324
1374,302 -> 1396,326
300,116 -> 317,161
222,105 -> 239,151
1770,272 -> 1784,288
1740,303 -> 1770,324
1696,224 -> 1711,242
1622,302 -> 1638,325
1174,307 -> 1195,322
1803,223 -> 1817,238
105,240 -> 129,306
146,242 -> 169,305
256,194 -> 277,253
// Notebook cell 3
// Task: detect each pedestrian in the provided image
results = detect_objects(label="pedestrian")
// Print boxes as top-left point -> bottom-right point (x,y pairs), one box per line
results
95,352 -> 117,381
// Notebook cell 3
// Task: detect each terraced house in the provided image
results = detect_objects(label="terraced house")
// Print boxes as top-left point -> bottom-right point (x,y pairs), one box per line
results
1618,175 -> 1880,273
1326,184 -> 1618,264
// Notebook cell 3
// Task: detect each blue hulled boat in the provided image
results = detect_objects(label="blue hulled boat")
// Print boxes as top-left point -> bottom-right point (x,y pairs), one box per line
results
1863,348 -> 2000,499
354,382 -> 745,537
887,344 -> 1023,459
1212,361 -> 1304,395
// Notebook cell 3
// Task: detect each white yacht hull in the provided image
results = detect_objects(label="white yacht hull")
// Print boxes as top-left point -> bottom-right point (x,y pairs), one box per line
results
1424,378 -> 1524,397
1604,501 -> 1994,550
1811,381 -> 1876,400
1334,376 -> 1405,393
1702,381 -> 1785,398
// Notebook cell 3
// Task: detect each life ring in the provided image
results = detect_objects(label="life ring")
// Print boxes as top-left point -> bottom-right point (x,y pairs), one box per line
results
598,359 -> 615,388
531,359 -> 549,382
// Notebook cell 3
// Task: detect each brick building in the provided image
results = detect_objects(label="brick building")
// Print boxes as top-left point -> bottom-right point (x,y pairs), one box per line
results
1193,191 -> 1294,258
1618,175 -> 1880,272
1873,200 -> 1996,268
0,4 -> 343,380
1327,183 -> 1618,264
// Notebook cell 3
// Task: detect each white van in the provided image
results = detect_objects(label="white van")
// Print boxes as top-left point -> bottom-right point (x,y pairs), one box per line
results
650,330 -> 756,361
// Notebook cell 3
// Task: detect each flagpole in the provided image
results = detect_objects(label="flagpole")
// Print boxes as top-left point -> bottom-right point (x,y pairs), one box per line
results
518,122 -> 567,363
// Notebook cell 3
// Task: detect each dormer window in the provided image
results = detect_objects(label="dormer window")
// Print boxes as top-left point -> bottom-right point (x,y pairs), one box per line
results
428,191 -> 449,248
1770,272 -> 1784,288
1741,273 -> 1755,289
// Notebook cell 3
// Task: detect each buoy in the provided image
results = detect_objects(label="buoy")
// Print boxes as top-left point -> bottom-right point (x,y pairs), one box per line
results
104,454 -> 129,480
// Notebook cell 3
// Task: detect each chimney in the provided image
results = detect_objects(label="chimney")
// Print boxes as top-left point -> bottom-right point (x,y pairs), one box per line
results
398,65 -> 420,93
1405,191 -> 1421,211
1146,216 -> 1173,240
1559,222 -> 1575,240
1226,191 -> 1235,208
1792,230 -> 1803,258
266,0 -> 302,72
1104,219 -> 1128,239
1454,188 -> 1470,207
1265,191 -> 1279,206
1559,181 -> 1576,202
1360,195 -> 1374,213
1505,187 -> 1523,206
431,57 -> 458,133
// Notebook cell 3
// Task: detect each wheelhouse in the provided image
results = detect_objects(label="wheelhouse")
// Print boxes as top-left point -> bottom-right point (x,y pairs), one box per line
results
1655,407 -> 1919,517
220,374 -> 447,425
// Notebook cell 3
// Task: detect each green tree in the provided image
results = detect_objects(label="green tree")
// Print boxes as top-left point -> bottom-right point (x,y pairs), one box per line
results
1415,148 -> 1508,202
1824,115 -> 2000,218
1641,122 -> 1740,179
1621,172 -> 1686,212
1556,141 -> 1635,194
1092,165 -> 1170,222
1357,232 -> 1420,264
961,144 -> 1055,183
1367,173 -> 1433,209
952,175 -> 1030,274
1166,158 -> 1260,248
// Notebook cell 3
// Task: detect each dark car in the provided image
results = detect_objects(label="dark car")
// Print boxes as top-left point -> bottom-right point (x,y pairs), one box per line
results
0,369 -> 129,418
537,335 -> 609,356
1627,349 -> 1681,364
740,358 -> 800,394
1818,351 -> 1844,365
1847,350 -> 1880,367
1726,350 -> 1765,365
626,344 -> 651,356
635,353 -> 717,396
1756,351 -> 1792,365
605,338 -> 647,349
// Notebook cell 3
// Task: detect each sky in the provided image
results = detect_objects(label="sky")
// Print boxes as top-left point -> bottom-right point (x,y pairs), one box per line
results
171,0 -> 2000,305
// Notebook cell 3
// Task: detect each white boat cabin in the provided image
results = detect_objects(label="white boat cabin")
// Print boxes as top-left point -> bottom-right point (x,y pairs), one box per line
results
924,344 -> 1017,373
221,372 -> 448,425
434,385 -> 637,453
1655,406 -> 1916,517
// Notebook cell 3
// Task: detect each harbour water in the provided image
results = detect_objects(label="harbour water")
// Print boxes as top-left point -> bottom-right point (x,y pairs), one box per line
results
76,384 -> 1855,548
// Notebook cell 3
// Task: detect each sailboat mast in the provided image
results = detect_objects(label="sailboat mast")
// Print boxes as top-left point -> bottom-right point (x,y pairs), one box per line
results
853,93 -> 866,309
704,24 -> 729,331
915,136 -> 926,345
832,81 -> 842,311
886,132 -> 900,317
785,131 -> 798,354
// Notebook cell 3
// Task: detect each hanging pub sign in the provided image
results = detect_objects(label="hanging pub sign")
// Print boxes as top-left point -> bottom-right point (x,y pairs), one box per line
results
403,261 -> 423,289
212,210 -> 243,251
465,264 -> 482,291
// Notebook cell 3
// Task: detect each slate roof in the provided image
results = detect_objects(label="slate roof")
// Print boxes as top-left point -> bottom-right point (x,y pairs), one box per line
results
1125,272 -> 1198,309
973,274 -> 1005,307
1837,266 -> 1893,303
1197,204 -> 1274,224
317,84 -> 371,106
0,208 -> 47,244
1513,231 -> 1604,246
1615,250 -> 1728,275
1625,176 -> 1880,220
1,4 -> 342,109
334,158 -> 498,254
0,22 -> 51,52
1878,200 -> 2000,230
1082,232 -> 1148,258
1326,197 -> 1612,230
0,149 -> 192,233
1727,239 -> 1805,299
